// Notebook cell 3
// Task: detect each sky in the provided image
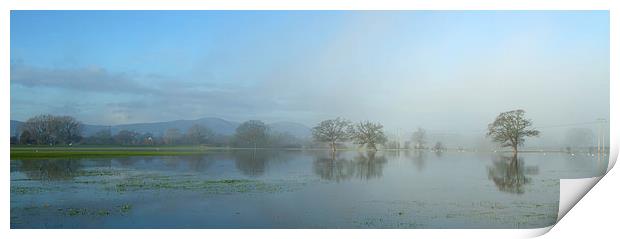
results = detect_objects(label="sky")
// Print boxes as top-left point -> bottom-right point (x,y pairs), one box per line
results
10,11 -> 609,138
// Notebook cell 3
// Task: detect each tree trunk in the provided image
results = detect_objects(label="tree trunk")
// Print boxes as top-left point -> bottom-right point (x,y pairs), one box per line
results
512,145 -> 518,156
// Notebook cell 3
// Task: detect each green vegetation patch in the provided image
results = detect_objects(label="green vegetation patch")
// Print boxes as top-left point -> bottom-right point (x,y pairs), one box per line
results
113,176 -> 282,194
74,170 -> 121,177
66,208 -> 89,216
60,204 -> 133,217
119,204 -> 132,213
11,186 -> 46,195
10,148 -> 207,159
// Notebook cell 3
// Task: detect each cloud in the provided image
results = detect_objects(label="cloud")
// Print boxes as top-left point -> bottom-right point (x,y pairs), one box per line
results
10,64 -> 157,94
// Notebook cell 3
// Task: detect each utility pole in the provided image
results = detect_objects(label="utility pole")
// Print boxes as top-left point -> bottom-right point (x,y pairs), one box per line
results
596,118 -> 606,161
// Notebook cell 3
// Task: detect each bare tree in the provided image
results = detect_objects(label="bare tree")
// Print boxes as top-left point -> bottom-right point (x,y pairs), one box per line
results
164,128 -> 182,145
186,124 -> 214,145
234,120 -> 269,148
487,109 -> 540,154
411,127 -> 427,150
19,130 -> 35,145
21,114 -> 56,145
351,121 -> 387,151
56,116 -> 82,144
311,118 -> 353,152
21,114 -> 82,145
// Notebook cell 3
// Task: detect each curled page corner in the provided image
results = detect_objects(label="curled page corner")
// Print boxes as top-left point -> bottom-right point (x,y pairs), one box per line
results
558,177 -> 603,222
527,225 -> 554,238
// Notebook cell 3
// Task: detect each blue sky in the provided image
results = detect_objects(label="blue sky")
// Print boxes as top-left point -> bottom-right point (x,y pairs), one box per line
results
10,11 -> 609,134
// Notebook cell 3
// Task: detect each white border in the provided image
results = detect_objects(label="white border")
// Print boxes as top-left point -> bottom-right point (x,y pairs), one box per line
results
0,0 -> 616,10
1,1 -> 617,238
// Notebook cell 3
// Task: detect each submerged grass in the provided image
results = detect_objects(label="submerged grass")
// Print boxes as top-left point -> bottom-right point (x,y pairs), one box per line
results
11,186 -> 45,195
113,177 -> 281,194
60,204 -> 133,217
11,185 -> 65,195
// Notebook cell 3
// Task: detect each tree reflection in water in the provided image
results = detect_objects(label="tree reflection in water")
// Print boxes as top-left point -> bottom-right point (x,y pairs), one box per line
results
231,150 -> 270,177
404,150 -> 426,171
434,150 -> 443,157
17,159 -> 83,181
313,151 -> 387,181
487,154 -> 539,194
313,152 -> 355,182
182,155 -> 215,172
115,157 -> 140,167
353,151 -> 387,180
231,150 -> 289,177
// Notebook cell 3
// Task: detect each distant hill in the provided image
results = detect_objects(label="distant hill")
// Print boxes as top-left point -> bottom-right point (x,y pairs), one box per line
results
269,121 -> 312,139
104,117 -> 240,137
10,117 -> 312,138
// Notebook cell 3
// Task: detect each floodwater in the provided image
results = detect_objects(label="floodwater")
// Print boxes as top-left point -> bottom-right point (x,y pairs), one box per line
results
10,150 -> 607,228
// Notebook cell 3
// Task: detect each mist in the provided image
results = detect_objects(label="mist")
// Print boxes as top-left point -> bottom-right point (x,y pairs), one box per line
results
10,11 -> 610,149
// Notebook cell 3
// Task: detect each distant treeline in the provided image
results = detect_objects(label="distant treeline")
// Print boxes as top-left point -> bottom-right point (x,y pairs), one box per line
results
11,110 -> 600,153
11,115 -> 309,148
10,114 -> 448,151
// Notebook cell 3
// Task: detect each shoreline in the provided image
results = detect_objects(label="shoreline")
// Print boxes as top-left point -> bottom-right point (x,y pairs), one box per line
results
9,145 -> 589,160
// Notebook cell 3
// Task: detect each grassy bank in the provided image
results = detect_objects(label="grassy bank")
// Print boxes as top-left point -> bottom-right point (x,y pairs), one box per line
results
10,145 -> 212,159
10,145 -> 572,160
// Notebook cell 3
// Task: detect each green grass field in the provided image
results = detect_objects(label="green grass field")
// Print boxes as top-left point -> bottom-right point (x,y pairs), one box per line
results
10,145 -> 214,159
10,145 -> 569,160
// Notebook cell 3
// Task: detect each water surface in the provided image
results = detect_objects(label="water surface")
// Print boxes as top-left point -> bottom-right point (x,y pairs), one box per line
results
10,150 -> 607,228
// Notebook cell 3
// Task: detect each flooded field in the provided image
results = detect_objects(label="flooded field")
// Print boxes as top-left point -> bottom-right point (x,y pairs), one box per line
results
10,150 -> 607,228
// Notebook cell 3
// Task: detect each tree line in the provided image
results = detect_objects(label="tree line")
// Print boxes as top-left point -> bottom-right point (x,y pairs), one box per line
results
12,109 -> 542,154
16,114 -> 82,146
11,115 -> 306,148
310,109 -> 541,154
